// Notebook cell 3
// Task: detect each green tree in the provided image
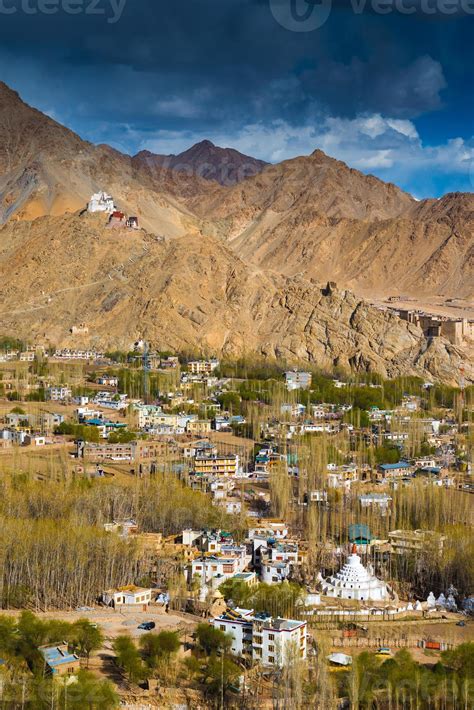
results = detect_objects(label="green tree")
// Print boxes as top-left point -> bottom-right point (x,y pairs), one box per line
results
112,636 -> 147,684
202,655 -> 241,699
195,624 -> 231,655
140,630 -> 180,668
58,670 -> 119,709
441,642 -> 474,681
72,620 -> 104,664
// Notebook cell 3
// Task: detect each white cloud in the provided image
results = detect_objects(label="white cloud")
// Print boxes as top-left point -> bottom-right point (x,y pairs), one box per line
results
356,150 -> 394,169
131,112 -> 474,197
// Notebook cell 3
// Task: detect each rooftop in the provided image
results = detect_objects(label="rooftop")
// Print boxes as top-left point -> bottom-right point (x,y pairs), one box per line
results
379,461 -> 411,470
39,644 -> 79,669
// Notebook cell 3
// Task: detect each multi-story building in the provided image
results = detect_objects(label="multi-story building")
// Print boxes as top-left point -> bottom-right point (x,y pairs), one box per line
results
88,191 -> 115,213
79,439 -> 168,462
190,555 -> 244,586
248,520 -> 289,540
135,405 -> 195,430
326,464 -> 359,489
359,493 -> 392,514
46,386 -> 72,401
389,529 -> 446,555
376,461 -> 413,481
281,403 -> 306,417
194,454 -> 239,478
212,610 -> 307,667
188,359 -> 220,375
285,370 -> 312,391
53,349 -> 103,361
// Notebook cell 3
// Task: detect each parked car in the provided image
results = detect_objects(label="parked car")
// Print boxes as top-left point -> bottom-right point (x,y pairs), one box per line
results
456,621 -> 466,627
138,621 -> 155,631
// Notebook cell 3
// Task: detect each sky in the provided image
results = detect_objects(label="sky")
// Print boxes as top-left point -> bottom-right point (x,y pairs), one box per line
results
0,0 -> 472,197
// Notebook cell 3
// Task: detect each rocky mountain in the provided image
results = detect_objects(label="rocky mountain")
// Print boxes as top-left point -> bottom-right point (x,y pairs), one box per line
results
0,82 -> 213,236
0,212 -> 471,383
133,140 -> 268,186
193,150 -> 474,298
0,82 -> 472,381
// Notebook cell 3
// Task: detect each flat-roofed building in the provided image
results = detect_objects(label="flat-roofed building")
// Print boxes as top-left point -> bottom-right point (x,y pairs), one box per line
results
103,585 -> 152,608
194,453 -> 239,478
212,610 -> 307,666
39,643 -> 81,676
389,529 -> 446,555
285,370 -> 312,391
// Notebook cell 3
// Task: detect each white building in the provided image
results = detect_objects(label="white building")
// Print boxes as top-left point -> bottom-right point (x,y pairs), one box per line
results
327,464 -> 359,490
46,386 -> 72,402
54,349 -> 103,361
135,405 -> 195,430
88,191 -> 115,213
248,520 -> 289,540
359,493 -> 392,514
321,546 -> 389,602
188,359 -> 220,375
285,370 -> 312,391
281,403 -> 306,417
190,555 -> 246,587
103,585 -> 152,608
212,610 -> 307,667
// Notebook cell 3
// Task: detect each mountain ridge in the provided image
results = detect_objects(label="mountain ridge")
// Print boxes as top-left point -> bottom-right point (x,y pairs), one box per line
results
132,139 -> 268,186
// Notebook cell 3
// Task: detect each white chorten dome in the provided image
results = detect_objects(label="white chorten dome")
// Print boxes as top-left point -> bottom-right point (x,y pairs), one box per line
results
321,545 -> 389,602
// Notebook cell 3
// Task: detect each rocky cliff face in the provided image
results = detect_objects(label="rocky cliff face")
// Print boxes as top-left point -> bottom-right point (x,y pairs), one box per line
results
0,213 -> 470,383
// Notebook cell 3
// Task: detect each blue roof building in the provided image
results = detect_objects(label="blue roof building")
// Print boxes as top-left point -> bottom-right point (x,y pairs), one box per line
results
39,644 -> 80,676
379,461 -> 411,471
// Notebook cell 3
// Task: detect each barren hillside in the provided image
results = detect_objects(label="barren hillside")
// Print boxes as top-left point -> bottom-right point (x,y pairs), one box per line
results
192,151 -> 473,298
0,82 -> 212,236
0,212 -> 471,383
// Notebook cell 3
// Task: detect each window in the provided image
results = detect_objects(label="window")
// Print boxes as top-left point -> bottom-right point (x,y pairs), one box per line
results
268,656 -> 274,663
268,634 -> 274,641
268,645 -> 274,652
220,625 -> 226,631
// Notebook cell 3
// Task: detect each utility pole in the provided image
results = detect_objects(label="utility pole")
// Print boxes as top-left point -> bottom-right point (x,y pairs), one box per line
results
458,365 -> 465,426
143,341 -> 150,403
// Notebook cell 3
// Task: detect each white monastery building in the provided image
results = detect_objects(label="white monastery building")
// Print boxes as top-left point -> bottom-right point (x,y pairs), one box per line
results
88,191 -> 115,213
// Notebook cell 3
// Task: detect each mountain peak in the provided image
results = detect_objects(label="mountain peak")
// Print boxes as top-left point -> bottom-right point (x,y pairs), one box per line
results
0,81 -> 22,103
133,140 -> 268,186
193,139 -> 215,149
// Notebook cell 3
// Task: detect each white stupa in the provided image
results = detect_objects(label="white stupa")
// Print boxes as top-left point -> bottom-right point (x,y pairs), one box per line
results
321,545 -> 389,602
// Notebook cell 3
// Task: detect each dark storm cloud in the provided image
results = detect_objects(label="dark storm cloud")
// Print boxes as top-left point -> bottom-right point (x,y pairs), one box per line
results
0,0 -> 467,121
0,0 -> 471,195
